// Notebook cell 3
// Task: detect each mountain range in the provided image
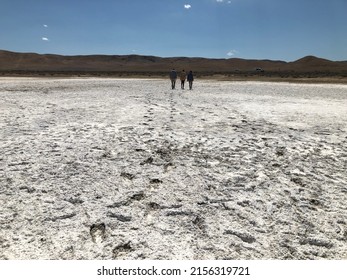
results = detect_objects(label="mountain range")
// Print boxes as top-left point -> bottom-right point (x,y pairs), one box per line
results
1,50 -> 346,75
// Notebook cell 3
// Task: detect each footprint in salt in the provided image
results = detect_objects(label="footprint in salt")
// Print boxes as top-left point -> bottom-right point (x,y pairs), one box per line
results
90,223 -> 106,243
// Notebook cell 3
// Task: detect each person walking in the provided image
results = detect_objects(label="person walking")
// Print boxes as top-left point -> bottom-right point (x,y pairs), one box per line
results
187,70 -> 194,90
180,70 -> 186,89
169,69 -> 177,89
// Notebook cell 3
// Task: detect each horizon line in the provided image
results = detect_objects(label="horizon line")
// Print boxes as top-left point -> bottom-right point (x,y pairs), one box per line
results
1,49 -> 346,63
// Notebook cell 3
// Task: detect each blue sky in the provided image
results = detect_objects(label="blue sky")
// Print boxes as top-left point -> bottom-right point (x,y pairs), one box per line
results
1,0 -> 346,61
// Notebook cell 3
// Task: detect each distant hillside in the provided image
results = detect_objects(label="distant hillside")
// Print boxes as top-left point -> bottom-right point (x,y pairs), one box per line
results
287,56 -> 347,72
0,50 -> 346,75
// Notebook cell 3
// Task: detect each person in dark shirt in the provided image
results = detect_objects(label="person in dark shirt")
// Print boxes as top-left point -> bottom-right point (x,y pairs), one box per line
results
187,70 -> 194,90
169,69 -> 177,89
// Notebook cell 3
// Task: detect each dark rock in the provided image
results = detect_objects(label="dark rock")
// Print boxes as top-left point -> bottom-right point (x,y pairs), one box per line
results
65,197 -> 84,205
275,147 -> 285,156
107,192 -> 145,208
192,215 -> 205,230
150,178 -> 163,184
113,241 -> 133,258
148,202 -> 161,210
291,177 -> 306,187
309,199 -> 321,206
47,212 -> 76,222
19,186 -> 35,193
130,192 -> 145,201
140,157 -> 153,165
237,200 -> 250,207
156,148 -> 171,158
165,210 -> 192,216
224,230 -> 256,243
107,200 -> 129,208
120,172 -> 135,180
107,212 -> 132,222
300,237 -> 333,249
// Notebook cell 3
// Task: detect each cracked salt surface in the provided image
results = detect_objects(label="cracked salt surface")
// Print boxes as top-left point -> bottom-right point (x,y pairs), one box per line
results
0,78 -> 347,259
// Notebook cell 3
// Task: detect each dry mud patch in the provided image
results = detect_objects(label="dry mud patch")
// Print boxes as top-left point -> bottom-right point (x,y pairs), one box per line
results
0,78 -> 347,259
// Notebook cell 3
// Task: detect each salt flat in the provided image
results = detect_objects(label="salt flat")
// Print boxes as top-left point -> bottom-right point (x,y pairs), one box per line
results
0,78 -> 346,259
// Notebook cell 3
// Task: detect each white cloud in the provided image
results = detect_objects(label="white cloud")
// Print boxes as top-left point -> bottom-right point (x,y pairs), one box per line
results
216,0 -> 224,2
227,49 -> 238,56
42,37 -> 49,41
43,24 -> 48,28
184,4 -> 191,9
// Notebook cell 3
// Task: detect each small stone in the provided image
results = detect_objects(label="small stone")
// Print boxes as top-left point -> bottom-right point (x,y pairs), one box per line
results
224,229 -> 256,243
107,213 -> 132,222
300,237 -> 333,249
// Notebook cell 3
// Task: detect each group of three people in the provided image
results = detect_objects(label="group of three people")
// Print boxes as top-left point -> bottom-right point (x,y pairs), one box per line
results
170,69 -> 194,90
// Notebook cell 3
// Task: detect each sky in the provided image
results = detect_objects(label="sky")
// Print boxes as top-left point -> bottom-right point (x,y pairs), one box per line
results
1,0 -> 346,61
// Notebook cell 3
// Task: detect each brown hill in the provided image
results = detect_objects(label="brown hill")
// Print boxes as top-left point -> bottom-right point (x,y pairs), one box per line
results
287,56 -> 347,72
0,50 -> 346,75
